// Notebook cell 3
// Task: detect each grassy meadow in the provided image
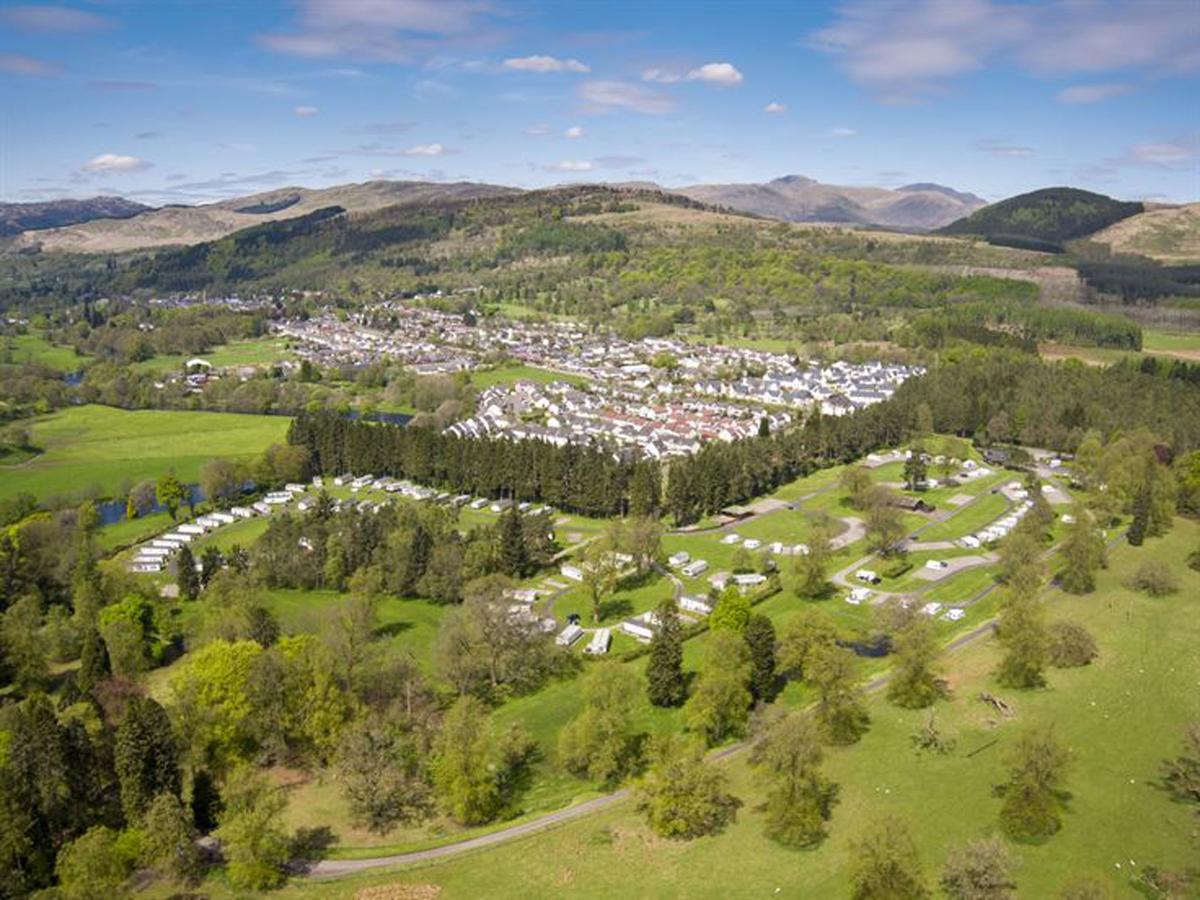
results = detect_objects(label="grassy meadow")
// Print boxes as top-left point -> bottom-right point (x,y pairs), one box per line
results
0,404 -> 290,503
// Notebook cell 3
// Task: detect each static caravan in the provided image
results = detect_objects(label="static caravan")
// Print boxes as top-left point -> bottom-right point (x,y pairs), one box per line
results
668,551 -> 690,568
585,628 -> 611,655
556,623 -> 584,647
681,559 -> 709,578
679,595 -> 713,616
855,570 -> 881,585
620,619 -> 655,642
846,587 -> 873,605
560,564 -> 584,582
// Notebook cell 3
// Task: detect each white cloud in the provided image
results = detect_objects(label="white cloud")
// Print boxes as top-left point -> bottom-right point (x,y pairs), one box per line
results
1120,138 -> 1198,169
547,160 -> 594,172
403,143 -> 446,156
810,0 -> 1200,102
829,126 -> 857,137
0,5 -> 110,32
565,125 -> 584,139
642,67 -> 682,84
294,105 -> 319,116
579,80 -> 674,115
81,153 -> 151,174
644,62 -> 744,87
524,123 -> 551,136
503,55 -> 590,74
1056,83 -> 1133,104
686,62 -> 744,86
973,138 -> 1034,158
0,52 -> 58,76
764,101 -> 787,113
259,0 -> 497,63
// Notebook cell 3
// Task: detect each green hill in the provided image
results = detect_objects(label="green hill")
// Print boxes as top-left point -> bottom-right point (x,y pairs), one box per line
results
939,187 -> 1144,247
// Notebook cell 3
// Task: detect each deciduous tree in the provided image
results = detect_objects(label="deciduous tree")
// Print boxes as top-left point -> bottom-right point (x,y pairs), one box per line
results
940,836 -> 1017,900
635,735 -> 740,839
997,726 -> 1071,840
849,814 -> 930,900
751,712 -> 838,847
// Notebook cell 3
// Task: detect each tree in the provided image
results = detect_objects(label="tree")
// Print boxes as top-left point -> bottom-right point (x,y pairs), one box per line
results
114,696 -> 181,822
199,546 -> 223,587
864,487 -> 907,556
777,607 -> 839,682
997,726 -> 1071,840
176,545 -> 199,601
840,466 -> 874,509
709,586 -> 751,634
581,541 -> 620,624
1,593 -> 48,691
213,766 -> 290,890
685,630 -> 753,746
995,588 -> 1049,690
626,515 -> 663,572
156,474 -> 187,521
1058,509 -> 1105,594
904,451 -> 928,491
336,717 -> 431,834
794,518 -> 833,598
1127,480 -> 1150,546
940,836 -> 1017,900
1161,722 -> 1200,810
54,825 -> 138,900
998,530 -> 1044,598
498,507 -> 530,578
744,614 -> 778,702
849,815 -> 930,900
809,643 -> 869,744
914,402 -> 934,439
557,662 -> 640,784
127,480 -> 157,520
140,791 -> 204,884
646,598 -> 686,707
432,695 -> 503,825
169,639 -> 263,769
1131,560 -> 1178,596
1047,621 -> 1097,668
635,735 -> 740,839
886,609 -> 944,709
77,625 -> 111,693
200,458 -> 243,506
751,712 -> 838,847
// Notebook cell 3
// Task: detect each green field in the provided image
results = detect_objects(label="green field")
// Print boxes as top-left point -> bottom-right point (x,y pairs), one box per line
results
1,333 -> 83,371
1142,328 -> 1200,357
0,405 -> 290,503
469,363 -> 588,390
131,337 -> 294,374
269,518 -> 1200,900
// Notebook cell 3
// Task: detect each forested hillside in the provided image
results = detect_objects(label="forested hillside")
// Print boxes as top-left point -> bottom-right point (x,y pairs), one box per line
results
940,187 -> 1144,247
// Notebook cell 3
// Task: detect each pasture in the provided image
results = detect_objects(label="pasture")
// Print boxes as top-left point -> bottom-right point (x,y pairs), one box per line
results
0,405 -> 290,503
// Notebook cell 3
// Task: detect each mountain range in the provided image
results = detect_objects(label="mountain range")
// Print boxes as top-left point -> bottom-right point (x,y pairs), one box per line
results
0,196 -> 150,238
676,175 -> 987,230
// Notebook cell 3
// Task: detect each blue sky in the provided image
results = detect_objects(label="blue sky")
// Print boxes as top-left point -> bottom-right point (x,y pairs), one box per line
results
1,0 -> 1197,205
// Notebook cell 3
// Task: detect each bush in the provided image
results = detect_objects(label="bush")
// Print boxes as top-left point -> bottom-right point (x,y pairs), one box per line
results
1047,621 -> 1098,668
1131,561 -> 1179,597
882,558 -> 913,579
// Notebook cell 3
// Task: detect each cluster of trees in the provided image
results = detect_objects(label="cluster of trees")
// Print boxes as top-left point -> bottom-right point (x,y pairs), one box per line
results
288,410 -> 664,519
909,300 -> 1143,350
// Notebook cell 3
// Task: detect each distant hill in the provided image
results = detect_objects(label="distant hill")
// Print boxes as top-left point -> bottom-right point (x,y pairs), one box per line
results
939,187 -> 1145,245
1089,202 -> 1200,263
0,196 -> 150,237
13,181 -> 518,253
675,175 -> 986,230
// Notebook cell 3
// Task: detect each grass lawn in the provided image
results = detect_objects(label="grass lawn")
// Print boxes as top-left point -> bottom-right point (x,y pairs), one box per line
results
1142,328 -> 1200,360
0,405 -> 290,503
469,363 -> 588,390
269,518 -> 1200,900
1,333 -> 83,371
131,337 -> 294,373
918,492 -> 1010,543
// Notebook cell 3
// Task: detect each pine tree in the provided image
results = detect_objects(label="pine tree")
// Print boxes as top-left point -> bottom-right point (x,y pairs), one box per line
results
1128,482 -> 1150,546
498,507 -> 529,578
176,545 -> 199,601
744,614 -> 778,703
114,696 -> 181,823
647,598 -> 686,707
77,626 -> 110,693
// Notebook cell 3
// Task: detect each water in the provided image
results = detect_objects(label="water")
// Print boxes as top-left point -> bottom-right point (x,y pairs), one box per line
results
97,482 -> 206,526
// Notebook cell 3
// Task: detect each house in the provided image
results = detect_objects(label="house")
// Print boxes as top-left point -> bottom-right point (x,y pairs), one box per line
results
668,551 -> 691,568
620,618 -> 656,642
709,571 -> 731,591
252,501 -> 271,515
556,623 -> 584,647
742,538 -> 762,551
230,506 -> 255,519
679,594 -> 713,615
585,628 -> 611,655
921,602 -> 944,617
560,564 -> 584,582
720,534 -> 741,545
732,573 -> 766,591
846,587 -> 873,605
681,559 -> 709,578
889,495 -> 935,513
177,524 -> 205,536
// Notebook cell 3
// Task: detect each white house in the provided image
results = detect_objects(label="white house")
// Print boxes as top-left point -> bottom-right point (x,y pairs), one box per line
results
668,551 -> 691,568
679,594 -> 713,616
681,559 -> 709,578
560,564 -> 584,582
556,623 -> 584,647
230,506 -> 255,519
846,587 -> 873,605
585,628 -> 611,655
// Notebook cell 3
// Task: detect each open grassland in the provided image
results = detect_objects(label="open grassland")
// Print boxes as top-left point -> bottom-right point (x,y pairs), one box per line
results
131,336 -> 295,373
1,332 -> 83,370
1041,329 -> 1200,366
469,363 -> 588,390
0,404 -> 290,503
256,518 -> 1200,900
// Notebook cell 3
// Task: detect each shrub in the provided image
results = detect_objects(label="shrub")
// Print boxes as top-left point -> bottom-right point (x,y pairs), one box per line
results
1131,561 -> 1179,597
1047,621 -> 1098,668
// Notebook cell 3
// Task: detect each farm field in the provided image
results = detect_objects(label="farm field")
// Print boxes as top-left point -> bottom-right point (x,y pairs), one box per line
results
0,404 -> 290,503
262,518 -> 1200,900
1,332 -> 83,370
130,336 -> 295,373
